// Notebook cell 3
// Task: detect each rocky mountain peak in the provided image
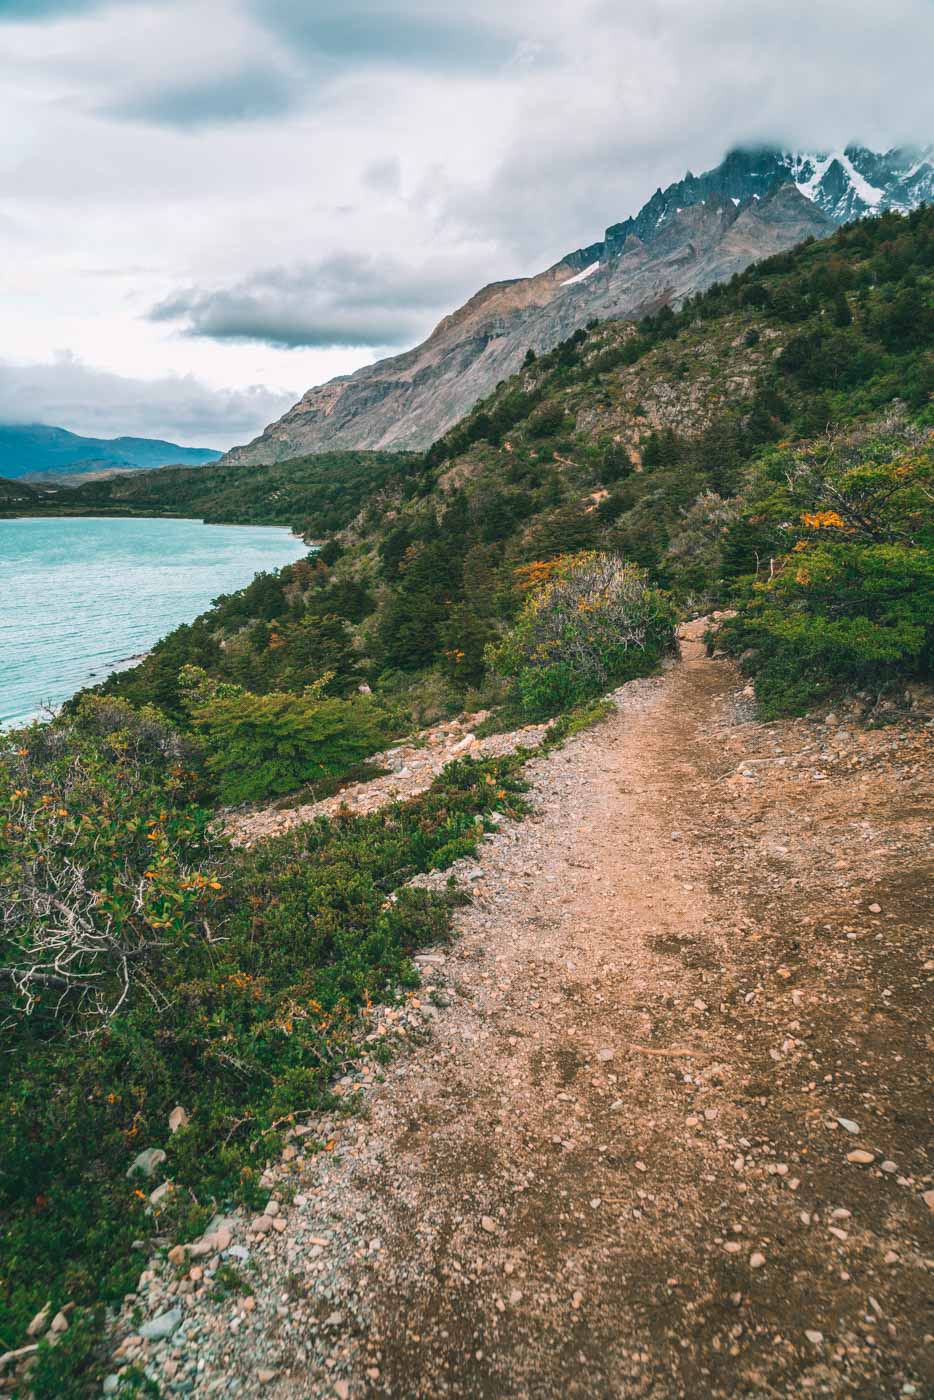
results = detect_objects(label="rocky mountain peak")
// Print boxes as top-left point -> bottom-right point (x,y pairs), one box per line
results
221,142 -> 930,467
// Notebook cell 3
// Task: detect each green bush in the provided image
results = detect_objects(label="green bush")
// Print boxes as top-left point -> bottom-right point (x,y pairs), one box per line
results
527,402 -> 567,439
180,668 -> 389,804
489,551 -> 677,718
720,420 -> 934,714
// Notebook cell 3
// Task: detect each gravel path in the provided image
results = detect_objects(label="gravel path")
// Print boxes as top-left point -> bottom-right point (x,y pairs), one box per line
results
108,631 -> 933,1399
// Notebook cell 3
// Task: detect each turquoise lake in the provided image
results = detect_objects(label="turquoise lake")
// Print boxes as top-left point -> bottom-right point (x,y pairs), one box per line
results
0,516 -> 308,728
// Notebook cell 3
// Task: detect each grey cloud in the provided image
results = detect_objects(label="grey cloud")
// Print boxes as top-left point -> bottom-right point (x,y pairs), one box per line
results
148,254 -> 478,349
251,0 -> 513,72
363,156 -> 403,197
442,0 -> 934,265
0,0 -> 149,22
0,355 -> 296,449
103,63 -> 297,130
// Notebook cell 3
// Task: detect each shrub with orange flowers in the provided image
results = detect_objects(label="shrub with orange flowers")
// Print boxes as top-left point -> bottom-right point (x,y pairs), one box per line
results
719,415 -> 933,715
488,550 -> 676,718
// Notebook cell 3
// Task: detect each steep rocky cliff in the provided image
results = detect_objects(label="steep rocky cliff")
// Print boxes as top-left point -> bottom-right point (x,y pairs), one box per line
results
221,144 -> 932,465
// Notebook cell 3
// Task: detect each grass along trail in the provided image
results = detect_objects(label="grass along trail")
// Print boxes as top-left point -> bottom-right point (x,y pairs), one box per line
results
108,629 -> 933,1398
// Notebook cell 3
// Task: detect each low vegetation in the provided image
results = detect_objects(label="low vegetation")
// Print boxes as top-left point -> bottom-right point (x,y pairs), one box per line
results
178,666 -> 390,804
0,697 -> 528,1390
720,416 -> 933,714
489,552 -> 676,718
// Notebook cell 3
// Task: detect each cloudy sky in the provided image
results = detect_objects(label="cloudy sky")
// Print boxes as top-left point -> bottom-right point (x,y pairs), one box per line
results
1,0 -> 931,448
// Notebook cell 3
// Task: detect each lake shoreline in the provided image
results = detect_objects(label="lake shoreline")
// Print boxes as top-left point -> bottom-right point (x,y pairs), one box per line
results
2,507 -> 313,539
0,516 -> 309,729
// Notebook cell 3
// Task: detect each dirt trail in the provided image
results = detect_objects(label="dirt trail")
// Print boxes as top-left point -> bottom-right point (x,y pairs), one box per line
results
116,635 -> 933,1399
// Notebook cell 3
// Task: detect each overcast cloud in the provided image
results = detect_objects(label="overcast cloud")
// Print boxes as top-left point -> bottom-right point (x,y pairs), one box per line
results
148,252 -> 492,349
1,0 -> 931,447
0,354 -> 296,447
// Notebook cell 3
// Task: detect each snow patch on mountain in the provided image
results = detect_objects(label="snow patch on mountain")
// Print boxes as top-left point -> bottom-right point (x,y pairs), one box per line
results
563,261 -> 601,287
836,153 -> 886,208
793,153 -> 835,201
782,144 -> 933,222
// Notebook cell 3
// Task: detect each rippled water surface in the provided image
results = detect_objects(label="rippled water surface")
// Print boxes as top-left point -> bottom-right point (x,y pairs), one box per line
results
0,516 -> 307,727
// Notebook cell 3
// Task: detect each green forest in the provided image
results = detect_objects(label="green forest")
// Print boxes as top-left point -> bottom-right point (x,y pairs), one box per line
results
16,449 -> 419,540
2,205 -> 932,1395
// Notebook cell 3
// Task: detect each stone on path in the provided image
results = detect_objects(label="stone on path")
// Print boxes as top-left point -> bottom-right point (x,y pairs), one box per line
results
139,1308 -> 182,1342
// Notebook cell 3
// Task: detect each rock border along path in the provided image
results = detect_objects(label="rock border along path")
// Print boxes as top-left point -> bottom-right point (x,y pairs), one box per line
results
106,628 -> 933,1399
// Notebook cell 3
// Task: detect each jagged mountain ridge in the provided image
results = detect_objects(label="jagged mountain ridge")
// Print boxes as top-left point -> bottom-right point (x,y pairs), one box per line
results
602,144 -> 933,250
222,143 -> 932,465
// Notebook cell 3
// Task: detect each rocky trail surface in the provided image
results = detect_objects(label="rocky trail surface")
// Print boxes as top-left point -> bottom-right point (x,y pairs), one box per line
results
106,630 -> 933,1399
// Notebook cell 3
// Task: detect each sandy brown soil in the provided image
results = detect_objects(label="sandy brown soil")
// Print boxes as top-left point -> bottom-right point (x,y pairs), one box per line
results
112,634 -> 933,1399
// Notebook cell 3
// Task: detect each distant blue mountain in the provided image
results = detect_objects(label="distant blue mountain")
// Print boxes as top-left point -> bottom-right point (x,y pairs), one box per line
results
0,424 -> 222,480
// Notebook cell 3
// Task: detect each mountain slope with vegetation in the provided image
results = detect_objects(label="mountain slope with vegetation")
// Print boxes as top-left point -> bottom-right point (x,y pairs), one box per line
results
1,204 -> 931,1396
22,449 -> 418,538
0,475 -> 38,504
101,205 -> 933,728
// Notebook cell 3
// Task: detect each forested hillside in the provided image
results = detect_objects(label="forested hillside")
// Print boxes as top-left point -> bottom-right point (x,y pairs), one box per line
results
19,449 -> 418,539
103,206 -> 933,727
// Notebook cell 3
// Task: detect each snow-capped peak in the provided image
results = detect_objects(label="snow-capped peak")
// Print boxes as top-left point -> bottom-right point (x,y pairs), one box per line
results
591,141 -> 931,271
783,144 -> 932,222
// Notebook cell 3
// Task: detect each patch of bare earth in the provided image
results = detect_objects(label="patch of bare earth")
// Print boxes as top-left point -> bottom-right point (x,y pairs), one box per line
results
115,635 -> 933,1399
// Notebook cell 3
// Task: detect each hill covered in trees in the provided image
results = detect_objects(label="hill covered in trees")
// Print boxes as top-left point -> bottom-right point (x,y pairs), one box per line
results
100,205 -> 933,727
14,448 -> 418,540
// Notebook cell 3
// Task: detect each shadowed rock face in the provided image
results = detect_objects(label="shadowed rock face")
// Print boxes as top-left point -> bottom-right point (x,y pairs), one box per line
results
222,144 -> 931,465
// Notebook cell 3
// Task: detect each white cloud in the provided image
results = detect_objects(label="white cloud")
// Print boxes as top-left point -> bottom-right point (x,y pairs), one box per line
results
0,353 -> 297,448
147,251 -> 493,348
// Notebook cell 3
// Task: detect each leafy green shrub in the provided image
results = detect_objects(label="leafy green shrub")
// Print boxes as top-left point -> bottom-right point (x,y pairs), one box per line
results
663,490 -> 744,598
527,402 -> 567,439
489,551 -> 676,718
180,668 -> 389,804
28,1307 -> 113,1400
720,420 -> 934,714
